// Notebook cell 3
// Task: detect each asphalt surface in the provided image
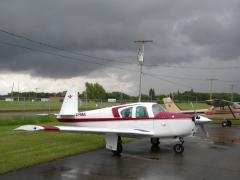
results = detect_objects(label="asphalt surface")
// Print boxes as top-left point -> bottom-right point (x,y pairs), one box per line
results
1,124 -> 240,180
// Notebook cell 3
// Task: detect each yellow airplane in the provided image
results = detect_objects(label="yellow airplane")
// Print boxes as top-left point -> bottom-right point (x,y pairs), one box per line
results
163,97 -> 240,127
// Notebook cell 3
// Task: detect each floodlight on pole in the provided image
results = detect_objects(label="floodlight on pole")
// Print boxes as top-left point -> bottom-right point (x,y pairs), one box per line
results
134,40 -> 153,102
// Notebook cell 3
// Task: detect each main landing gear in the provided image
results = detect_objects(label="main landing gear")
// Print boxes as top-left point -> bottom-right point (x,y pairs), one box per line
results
150,137 -> 184,154
150,138 -> 160,146
112,136 -> 122,156
173,137 -> 184,154
222,120 -> 232,127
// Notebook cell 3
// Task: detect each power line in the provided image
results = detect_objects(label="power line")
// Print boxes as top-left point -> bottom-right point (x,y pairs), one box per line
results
143,70 -> 206,81
0,28 -> 136,66
1,28 -> 239,88
0,41 -> 138,72
0,41 -> 198,88
1,40 -> 238,87
145,63 -> 240,70
144,73 -> 194,89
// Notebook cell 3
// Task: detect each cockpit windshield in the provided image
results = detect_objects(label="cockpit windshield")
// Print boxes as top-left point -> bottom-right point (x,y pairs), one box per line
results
152,104 -> 165,116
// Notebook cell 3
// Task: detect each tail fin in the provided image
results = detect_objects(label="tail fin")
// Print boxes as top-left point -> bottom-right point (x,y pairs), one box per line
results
163,97 -> 181,113
59,88 -> 78,115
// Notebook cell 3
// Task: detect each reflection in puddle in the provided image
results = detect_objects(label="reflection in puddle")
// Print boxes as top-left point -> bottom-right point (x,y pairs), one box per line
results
209,136 -> 239,145
197,125 -> 240,145
41,166 -> 73,178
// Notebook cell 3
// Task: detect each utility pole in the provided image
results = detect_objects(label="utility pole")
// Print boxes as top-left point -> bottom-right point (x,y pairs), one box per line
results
230,84 -> 236,102
11,82 -> 14,102
17,82 -> 20,102
206,78 -> 217,99
134,40 -> 153,102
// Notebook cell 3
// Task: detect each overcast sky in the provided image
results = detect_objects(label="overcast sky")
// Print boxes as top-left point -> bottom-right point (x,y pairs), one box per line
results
0,0 -> 239,95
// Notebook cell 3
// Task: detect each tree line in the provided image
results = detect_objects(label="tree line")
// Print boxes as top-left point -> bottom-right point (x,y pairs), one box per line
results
3,83 -> 240,102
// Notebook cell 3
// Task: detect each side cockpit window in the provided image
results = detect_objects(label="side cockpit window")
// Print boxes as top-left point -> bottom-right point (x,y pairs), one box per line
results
136,106 -> 148,118
152,104 -> 165,117
121,107 -> 133,118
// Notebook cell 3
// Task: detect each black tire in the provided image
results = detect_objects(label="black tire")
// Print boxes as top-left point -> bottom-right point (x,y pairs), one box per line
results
222,121 -> 228,127
150,138 -> 160,145
112,143 -> 122,156
227,120 -> 232,127
173,144 -> 184,154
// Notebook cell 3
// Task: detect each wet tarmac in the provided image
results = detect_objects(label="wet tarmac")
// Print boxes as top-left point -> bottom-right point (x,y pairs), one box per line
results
1,124 -> 240,180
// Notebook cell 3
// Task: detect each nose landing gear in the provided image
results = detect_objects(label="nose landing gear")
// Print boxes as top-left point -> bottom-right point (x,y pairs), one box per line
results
173,137 -> 184,154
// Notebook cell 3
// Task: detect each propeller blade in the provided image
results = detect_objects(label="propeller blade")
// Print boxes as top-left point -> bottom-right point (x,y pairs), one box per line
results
190,102 -> 196,114
200,124 -> 209,137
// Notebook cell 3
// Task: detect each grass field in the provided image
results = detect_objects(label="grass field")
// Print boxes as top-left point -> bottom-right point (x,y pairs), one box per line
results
177,103 -> 208,110
0,117 -> 133,174
0,125 -> 106,174
0,101 -> 117,112
0,101 -> 61,111
0,100 -> 208,112
211,119 -> 240,125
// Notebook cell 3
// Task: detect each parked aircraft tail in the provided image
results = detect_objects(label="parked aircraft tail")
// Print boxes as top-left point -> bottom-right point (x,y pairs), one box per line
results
59,88 -> 78,115
163,97 -> 181,113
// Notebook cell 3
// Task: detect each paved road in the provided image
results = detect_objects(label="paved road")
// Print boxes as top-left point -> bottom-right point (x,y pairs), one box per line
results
1,125 -> 240,180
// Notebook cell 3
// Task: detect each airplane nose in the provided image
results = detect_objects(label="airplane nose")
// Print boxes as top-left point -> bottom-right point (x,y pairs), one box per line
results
193,115 -> 211,125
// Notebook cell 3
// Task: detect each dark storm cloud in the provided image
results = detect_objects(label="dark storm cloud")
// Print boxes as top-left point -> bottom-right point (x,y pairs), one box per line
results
0,0 -> 240,78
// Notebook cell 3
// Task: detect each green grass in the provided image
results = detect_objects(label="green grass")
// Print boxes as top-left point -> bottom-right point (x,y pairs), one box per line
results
0,116 -> 133,174
177,103 -> 208,110
0,124 -> 107,174
80,102 -> 117,111
0,116 -> 55,126
0,101 -> 117,112
0,101 -> 61,111
210,119 -> 240,125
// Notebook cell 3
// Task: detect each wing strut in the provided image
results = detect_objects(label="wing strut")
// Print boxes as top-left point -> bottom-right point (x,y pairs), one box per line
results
227,105 -> 236,119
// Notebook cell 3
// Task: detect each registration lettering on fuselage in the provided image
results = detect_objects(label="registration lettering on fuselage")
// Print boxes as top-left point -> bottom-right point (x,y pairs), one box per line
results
76,112 -> 86,116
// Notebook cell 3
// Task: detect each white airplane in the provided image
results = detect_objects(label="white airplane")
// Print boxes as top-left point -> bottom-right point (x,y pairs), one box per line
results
16,88 -> 211,156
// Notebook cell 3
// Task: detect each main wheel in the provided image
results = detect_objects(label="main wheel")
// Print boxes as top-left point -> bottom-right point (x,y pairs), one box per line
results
112,136 -> 122,156
227,120 -> 232,127
222,120 -> 228,127
173,144 -> 184,154
150,138 -> 160,145
112,143 -> 122,156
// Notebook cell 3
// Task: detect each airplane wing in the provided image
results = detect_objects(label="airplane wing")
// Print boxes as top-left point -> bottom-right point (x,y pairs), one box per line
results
181,109 -> 207,114
15,125 -> 154,137
206,99 -> 232,107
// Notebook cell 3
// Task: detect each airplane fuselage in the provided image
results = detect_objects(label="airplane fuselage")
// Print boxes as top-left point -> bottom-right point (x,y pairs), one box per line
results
57,103 -> 196,138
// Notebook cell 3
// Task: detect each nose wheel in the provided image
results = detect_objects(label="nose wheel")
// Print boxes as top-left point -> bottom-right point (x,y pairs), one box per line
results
173,137 -> 184,154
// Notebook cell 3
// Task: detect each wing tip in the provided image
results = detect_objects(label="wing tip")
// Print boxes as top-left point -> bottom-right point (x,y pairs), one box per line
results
15,125 -> 44,131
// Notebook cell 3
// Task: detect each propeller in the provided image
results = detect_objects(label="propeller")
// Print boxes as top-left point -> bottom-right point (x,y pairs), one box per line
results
200,124 -> 209,137
191,102 -> 211,137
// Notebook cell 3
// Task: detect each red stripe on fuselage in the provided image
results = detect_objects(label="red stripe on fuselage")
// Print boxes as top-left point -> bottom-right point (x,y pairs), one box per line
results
155,112 -> 191,119
57,113 -> 192,123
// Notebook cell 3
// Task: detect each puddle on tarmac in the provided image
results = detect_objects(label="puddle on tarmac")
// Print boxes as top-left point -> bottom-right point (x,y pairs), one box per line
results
41,166 -> 72,178
209,136 -> 240,145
